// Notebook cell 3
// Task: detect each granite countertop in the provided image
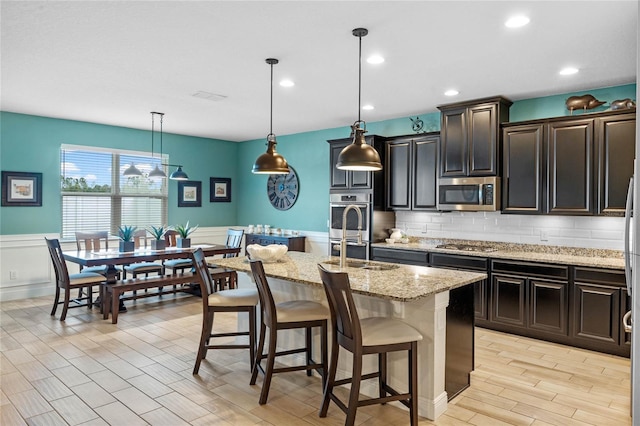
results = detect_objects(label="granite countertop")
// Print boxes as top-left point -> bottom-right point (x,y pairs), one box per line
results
371,238 -> 625,270
212,251 -> 487,302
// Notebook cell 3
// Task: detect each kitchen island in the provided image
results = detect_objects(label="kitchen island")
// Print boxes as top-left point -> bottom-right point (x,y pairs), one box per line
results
212,251 -> 487,420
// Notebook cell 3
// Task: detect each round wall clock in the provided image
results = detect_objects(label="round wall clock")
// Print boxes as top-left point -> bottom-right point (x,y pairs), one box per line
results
267,166 -> 299,210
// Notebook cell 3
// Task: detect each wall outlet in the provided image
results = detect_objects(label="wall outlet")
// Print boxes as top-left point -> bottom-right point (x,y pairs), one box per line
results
540,231 -> 549,241
9,270 -> 17,280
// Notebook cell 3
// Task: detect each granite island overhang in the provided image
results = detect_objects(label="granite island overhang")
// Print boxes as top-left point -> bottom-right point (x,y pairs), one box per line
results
212,251 -> 487,420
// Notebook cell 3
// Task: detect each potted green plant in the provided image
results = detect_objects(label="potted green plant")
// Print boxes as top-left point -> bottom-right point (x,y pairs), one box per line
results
118,225 -> 137,252
148,225 -> 167,250
174,221 -> 198,248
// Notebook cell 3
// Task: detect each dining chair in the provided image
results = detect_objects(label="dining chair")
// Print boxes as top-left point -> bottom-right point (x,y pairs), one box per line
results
208,228 -> 244,292
191,248 -> 258,375
249,259 -> 329,405
316,264 -> 423,426
163,229 -> 193,274
75,231 -> 111,276
46,237 -> 106,321
122,229 -> 163,279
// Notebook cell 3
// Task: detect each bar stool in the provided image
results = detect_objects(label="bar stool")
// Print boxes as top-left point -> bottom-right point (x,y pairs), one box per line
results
317,264 -> 423,426
249,259 -> 329,405
191,248 -> 258,375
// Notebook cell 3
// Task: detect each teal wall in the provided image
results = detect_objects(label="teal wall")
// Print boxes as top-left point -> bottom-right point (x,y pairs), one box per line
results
0,112 -> 238,235
509,84 -> 637,121
0,83 -> 636,235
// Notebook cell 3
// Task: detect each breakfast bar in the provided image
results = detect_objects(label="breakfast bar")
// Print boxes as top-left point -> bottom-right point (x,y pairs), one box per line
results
213,251 -> 487,420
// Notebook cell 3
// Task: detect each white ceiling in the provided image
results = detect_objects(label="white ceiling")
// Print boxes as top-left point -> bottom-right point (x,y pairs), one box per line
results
1,1 -> 637,142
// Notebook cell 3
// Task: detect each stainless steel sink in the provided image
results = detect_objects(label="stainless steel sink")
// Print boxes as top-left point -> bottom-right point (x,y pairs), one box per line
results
322,260 -> 399,271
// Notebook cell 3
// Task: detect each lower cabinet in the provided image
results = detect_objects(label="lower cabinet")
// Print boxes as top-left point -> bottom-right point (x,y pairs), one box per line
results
371,247 -> 428,266
572,267 -> 629,357
429,253 -> 489,321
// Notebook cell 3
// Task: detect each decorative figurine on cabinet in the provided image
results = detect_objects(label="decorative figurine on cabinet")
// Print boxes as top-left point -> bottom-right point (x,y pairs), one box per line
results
565,94 -> 606,114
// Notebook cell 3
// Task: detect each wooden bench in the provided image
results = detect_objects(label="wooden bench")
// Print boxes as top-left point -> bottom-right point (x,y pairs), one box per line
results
102,272 -> 198,324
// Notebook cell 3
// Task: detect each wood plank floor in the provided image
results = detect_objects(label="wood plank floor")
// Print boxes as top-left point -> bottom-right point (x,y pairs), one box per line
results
0,294 -> 631,425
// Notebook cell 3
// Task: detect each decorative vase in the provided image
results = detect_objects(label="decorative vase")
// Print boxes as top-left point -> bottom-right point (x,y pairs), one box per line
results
177,238 -> 191,248
150,239 -> 166,250
119,241 -> 135,252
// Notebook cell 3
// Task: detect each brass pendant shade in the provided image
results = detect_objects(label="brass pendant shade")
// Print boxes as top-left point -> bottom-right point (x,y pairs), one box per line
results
336,27 -> 383,172
252,134 -> 289,174
336,125 -> 382,171
252,58 -> 289,175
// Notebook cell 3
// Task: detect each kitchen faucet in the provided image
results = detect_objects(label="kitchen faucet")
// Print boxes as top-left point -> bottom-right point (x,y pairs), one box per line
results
340,204 -> 362,268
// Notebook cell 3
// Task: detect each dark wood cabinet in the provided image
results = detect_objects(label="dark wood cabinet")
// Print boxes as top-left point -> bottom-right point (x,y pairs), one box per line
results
595,113 -> 636,215
244,233 -> 306,255
502,109 -> 635,216
489,260 -> 569,338
502,124 -> 544,213
385,133 -> 439,211
370,247 -> 428,266
328,135 -> 386,191
429,253 -> 489,321
438,96 -> 511,177
547,118 -> 594,215
572,267 -> 628,357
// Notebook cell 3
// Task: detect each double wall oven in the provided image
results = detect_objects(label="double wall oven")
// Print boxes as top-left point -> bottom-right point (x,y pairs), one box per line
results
329,193 -> 395,260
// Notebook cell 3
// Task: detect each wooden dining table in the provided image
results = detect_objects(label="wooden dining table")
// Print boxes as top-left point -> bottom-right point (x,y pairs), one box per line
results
63,243 -> 241,283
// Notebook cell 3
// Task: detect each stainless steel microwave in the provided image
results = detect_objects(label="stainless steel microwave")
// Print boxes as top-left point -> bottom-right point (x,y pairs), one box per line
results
437,176 -> 501,211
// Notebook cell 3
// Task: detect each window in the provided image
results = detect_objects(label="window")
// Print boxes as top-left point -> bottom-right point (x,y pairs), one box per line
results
60,145 -> 168,240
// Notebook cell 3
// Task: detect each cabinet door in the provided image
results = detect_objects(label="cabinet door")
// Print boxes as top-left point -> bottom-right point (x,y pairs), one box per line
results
529,278 -> 568,336
474,280 -> 487,320
468,103 -> 498,176
413,136 -> 439,210
386,139 -> 411,210
491,274 -> 526,328
329,141 -> 348,189
502,124 -> 544,213
596,114 -> 635,215
547,119 -> 594,214
573,282 -> 620,345
440,107 -> 467,177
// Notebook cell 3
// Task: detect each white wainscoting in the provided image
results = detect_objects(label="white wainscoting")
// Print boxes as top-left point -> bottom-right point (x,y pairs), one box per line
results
0,228 -> 331,302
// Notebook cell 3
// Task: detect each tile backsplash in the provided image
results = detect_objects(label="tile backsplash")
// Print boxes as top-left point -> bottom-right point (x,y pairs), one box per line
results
395,211 -> 624,251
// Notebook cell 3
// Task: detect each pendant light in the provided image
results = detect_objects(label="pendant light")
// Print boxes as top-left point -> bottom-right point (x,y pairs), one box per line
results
123,162 -> 143,177
148,112 -> 167,179
169,166 -> 188,180
252,58 -> 289,174
336,28 -> 383,171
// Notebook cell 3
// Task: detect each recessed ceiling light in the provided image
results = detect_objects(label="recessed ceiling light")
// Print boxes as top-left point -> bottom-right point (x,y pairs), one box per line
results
367,55 -> 385,64
444,89 -> 459,96
559,67 -> 579,76
279,79 -> 294,87
505,15 -> 530,28
362,104 -> 374,111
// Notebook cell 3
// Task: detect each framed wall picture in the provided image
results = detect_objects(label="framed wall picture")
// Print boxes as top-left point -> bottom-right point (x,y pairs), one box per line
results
210,177 -> 231,202
178,180 -> 201,207
1,171 -> 43,207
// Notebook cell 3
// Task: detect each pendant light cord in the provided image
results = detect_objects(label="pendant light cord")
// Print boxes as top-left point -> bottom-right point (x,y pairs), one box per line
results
358,32 -> 362,123
270,60 -> 274,136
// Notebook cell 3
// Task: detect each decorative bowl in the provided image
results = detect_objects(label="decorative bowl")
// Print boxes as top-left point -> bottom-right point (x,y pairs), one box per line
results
246,244 -> 288,263
385,238 -> 396,244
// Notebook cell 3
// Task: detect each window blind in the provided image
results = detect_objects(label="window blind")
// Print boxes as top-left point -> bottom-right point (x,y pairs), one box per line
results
61,146 -> 168,240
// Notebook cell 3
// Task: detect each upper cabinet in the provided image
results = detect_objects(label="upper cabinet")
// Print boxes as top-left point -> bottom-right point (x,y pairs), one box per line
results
328,135 -> 387,207
385,133 -> 439,211
438,96 -> 512,177
502,109 -> 636,215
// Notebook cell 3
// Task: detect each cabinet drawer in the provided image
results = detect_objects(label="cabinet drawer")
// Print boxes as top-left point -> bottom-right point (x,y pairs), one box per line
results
430,253 -> 488,271
574,267 -> 625,287
491,260 -> 568,280
371,248 -> 428,266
